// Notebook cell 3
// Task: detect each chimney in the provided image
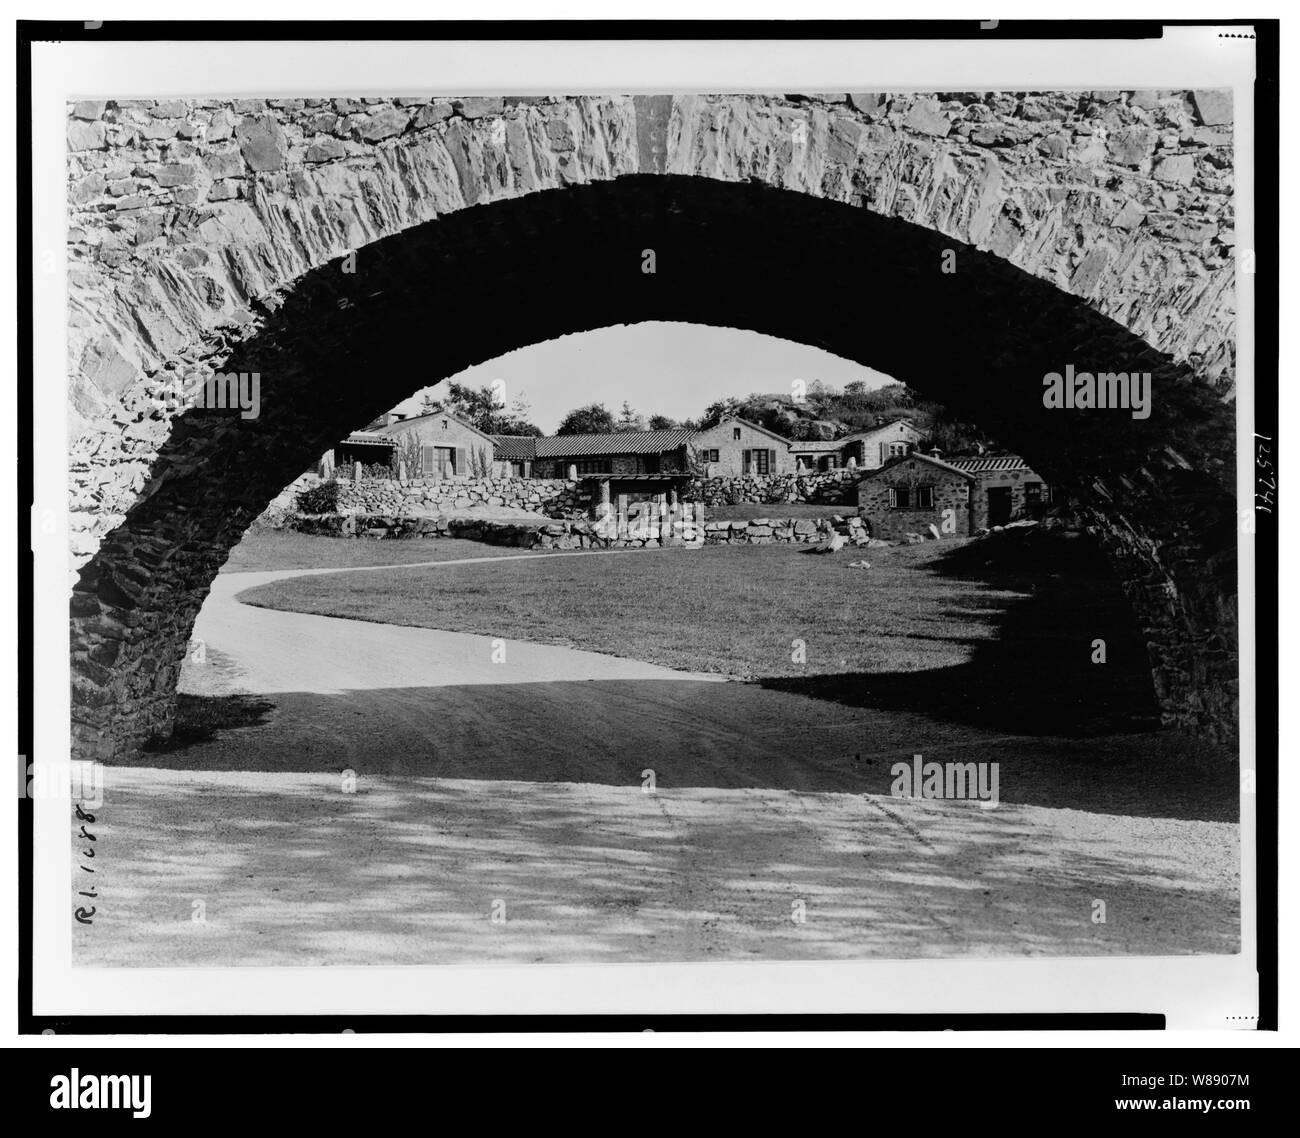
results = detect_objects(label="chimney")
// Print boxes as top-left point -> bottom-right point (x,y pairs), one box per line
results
929,448 -> 942,461
874,415 -> 885,427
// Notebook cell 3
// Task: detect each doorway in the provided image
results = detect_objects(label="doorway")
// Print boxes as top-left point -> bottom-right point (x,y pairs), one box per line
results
987,486 -> 1013,527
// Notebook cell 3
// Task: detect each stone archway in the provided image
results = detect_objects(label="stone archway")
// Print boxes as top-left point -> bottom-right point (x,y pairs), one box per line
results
66,92 -> 1239,758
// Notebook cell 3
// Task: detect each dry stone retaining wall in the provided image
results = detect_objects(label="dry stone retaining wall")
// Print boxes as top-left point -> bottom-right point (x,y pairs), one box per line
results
291,510 -> 869,551
695,469 -> 858,507
326,475 -> 591,519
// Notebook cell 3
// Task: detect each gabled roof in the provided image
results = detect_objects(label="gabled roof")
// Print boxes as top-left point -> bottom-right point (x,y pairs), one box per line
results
697,415 -> 796,447
491,435 -> 538,460
377,409 -> 495,444
535,429 -> 695,458
858,451 -> 977,481
839,417 -> 922,442
945,455 -> 1034,474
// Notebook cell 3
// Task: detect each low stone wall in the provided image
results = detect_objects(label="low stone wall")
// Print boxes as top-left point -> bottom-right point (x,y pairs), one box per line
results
290,513 -> 703,550
695,470 -> 859,507
702,515 -> 869,545
298,471 -> 864,521
314,475 -> 593,519
253,472 -> 320,528
292,510 -> 875,550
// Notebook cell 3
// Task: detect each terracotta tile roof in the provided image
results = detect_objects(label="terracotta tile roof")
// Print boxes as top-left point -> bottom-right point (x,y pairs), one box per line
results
579,473 -> 694,482
860,452 -> 977,480
490,435 -> 538,460
534,430 -> 695,458
945,455 -> 1033,473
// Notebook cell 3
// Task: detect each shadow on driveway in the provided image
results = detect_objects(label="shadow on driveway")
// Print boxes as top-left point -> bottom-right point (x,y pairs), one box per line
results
127,675 -> 1236,822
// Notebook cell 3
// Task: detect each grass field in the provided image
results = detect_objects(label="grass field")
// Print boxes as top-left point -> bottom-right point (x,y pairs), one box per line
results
238,527 -> 1171,739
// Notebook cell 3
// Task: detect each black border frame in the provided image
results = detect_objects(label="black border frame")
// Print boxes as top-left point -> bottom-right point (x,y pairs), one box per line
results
16,16 -> 1278,1037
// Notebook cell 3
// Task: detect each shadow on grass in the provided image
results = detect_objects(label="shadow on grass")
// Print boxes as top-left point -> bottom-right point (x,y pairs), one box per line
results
142,694 -> 276,752
138,674 -> 1234,821
762,527 -> 1166,738
144,526 -> 1234,820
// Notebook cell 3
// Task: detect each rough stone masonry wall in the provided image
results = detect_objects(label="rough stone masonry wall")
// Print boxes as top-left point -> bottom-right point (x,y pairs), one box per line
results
289,511 -> 866,551
858,465 -> 975,539
328,475 -> 590,519
326,471 -> 856,517
696,469 -> 859,507
63,90 -> 1241,757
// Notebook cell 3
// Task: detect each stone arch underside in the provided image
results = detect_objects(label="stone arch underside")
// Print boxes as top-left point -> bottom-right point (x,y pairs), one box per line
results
69,91 -> 1236,557
69,174 -> 1238,760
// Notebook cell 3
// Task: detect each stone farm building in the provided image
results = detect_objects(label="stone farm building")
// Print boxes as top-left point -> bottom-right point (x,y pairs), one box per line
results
857,452 -> 1051,539
333,410 -> 507,478
690,417 -> 798,477
788,418 -> 925,472
484,414 -> 910,480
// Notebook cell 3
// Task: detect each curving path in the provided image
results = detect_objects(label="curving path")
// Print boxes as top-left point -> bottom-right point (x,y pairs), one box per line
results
76,550 -> 1242,969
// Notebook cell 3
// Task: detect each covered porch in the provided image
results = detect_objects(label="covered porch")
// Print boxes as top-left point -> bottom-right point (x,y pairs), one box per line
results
582,473 -> 701,546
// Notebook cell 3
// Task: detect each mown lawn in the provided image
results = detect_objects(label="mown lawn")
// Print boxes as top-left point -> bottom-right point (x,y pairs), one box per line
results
237,529 -> 1165,737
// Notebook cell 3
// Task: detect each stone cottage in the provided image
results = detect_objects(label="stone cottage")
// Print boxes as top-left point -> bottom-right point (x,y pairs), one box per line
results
945,455 -> 1052,528
842,418 -> 926,470
335,410 -> 505,478
856,451 -> 1051,538
856,452 -> 976,539
689,416 -> 796,477
790,417 -> 924,473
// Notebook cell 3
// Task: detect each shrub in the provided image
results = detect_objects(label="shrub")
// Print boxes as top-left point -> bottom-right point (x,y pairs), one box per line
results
297,479 -> 340,514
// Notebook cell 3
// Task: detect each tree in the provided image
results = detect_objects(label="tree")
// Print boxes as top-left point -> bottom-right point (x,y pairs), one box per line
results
425,382 -> 542,436
696,397 -> 743,429
616,401 -> 645,432
647,413 -> 678,430
428,382 -> 500,432
556,402 -> 616,435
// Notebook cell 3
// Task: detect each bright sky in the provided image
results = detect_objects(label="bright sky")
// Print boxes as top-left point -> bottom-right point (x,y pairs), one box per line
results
391,322 -> 896,433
